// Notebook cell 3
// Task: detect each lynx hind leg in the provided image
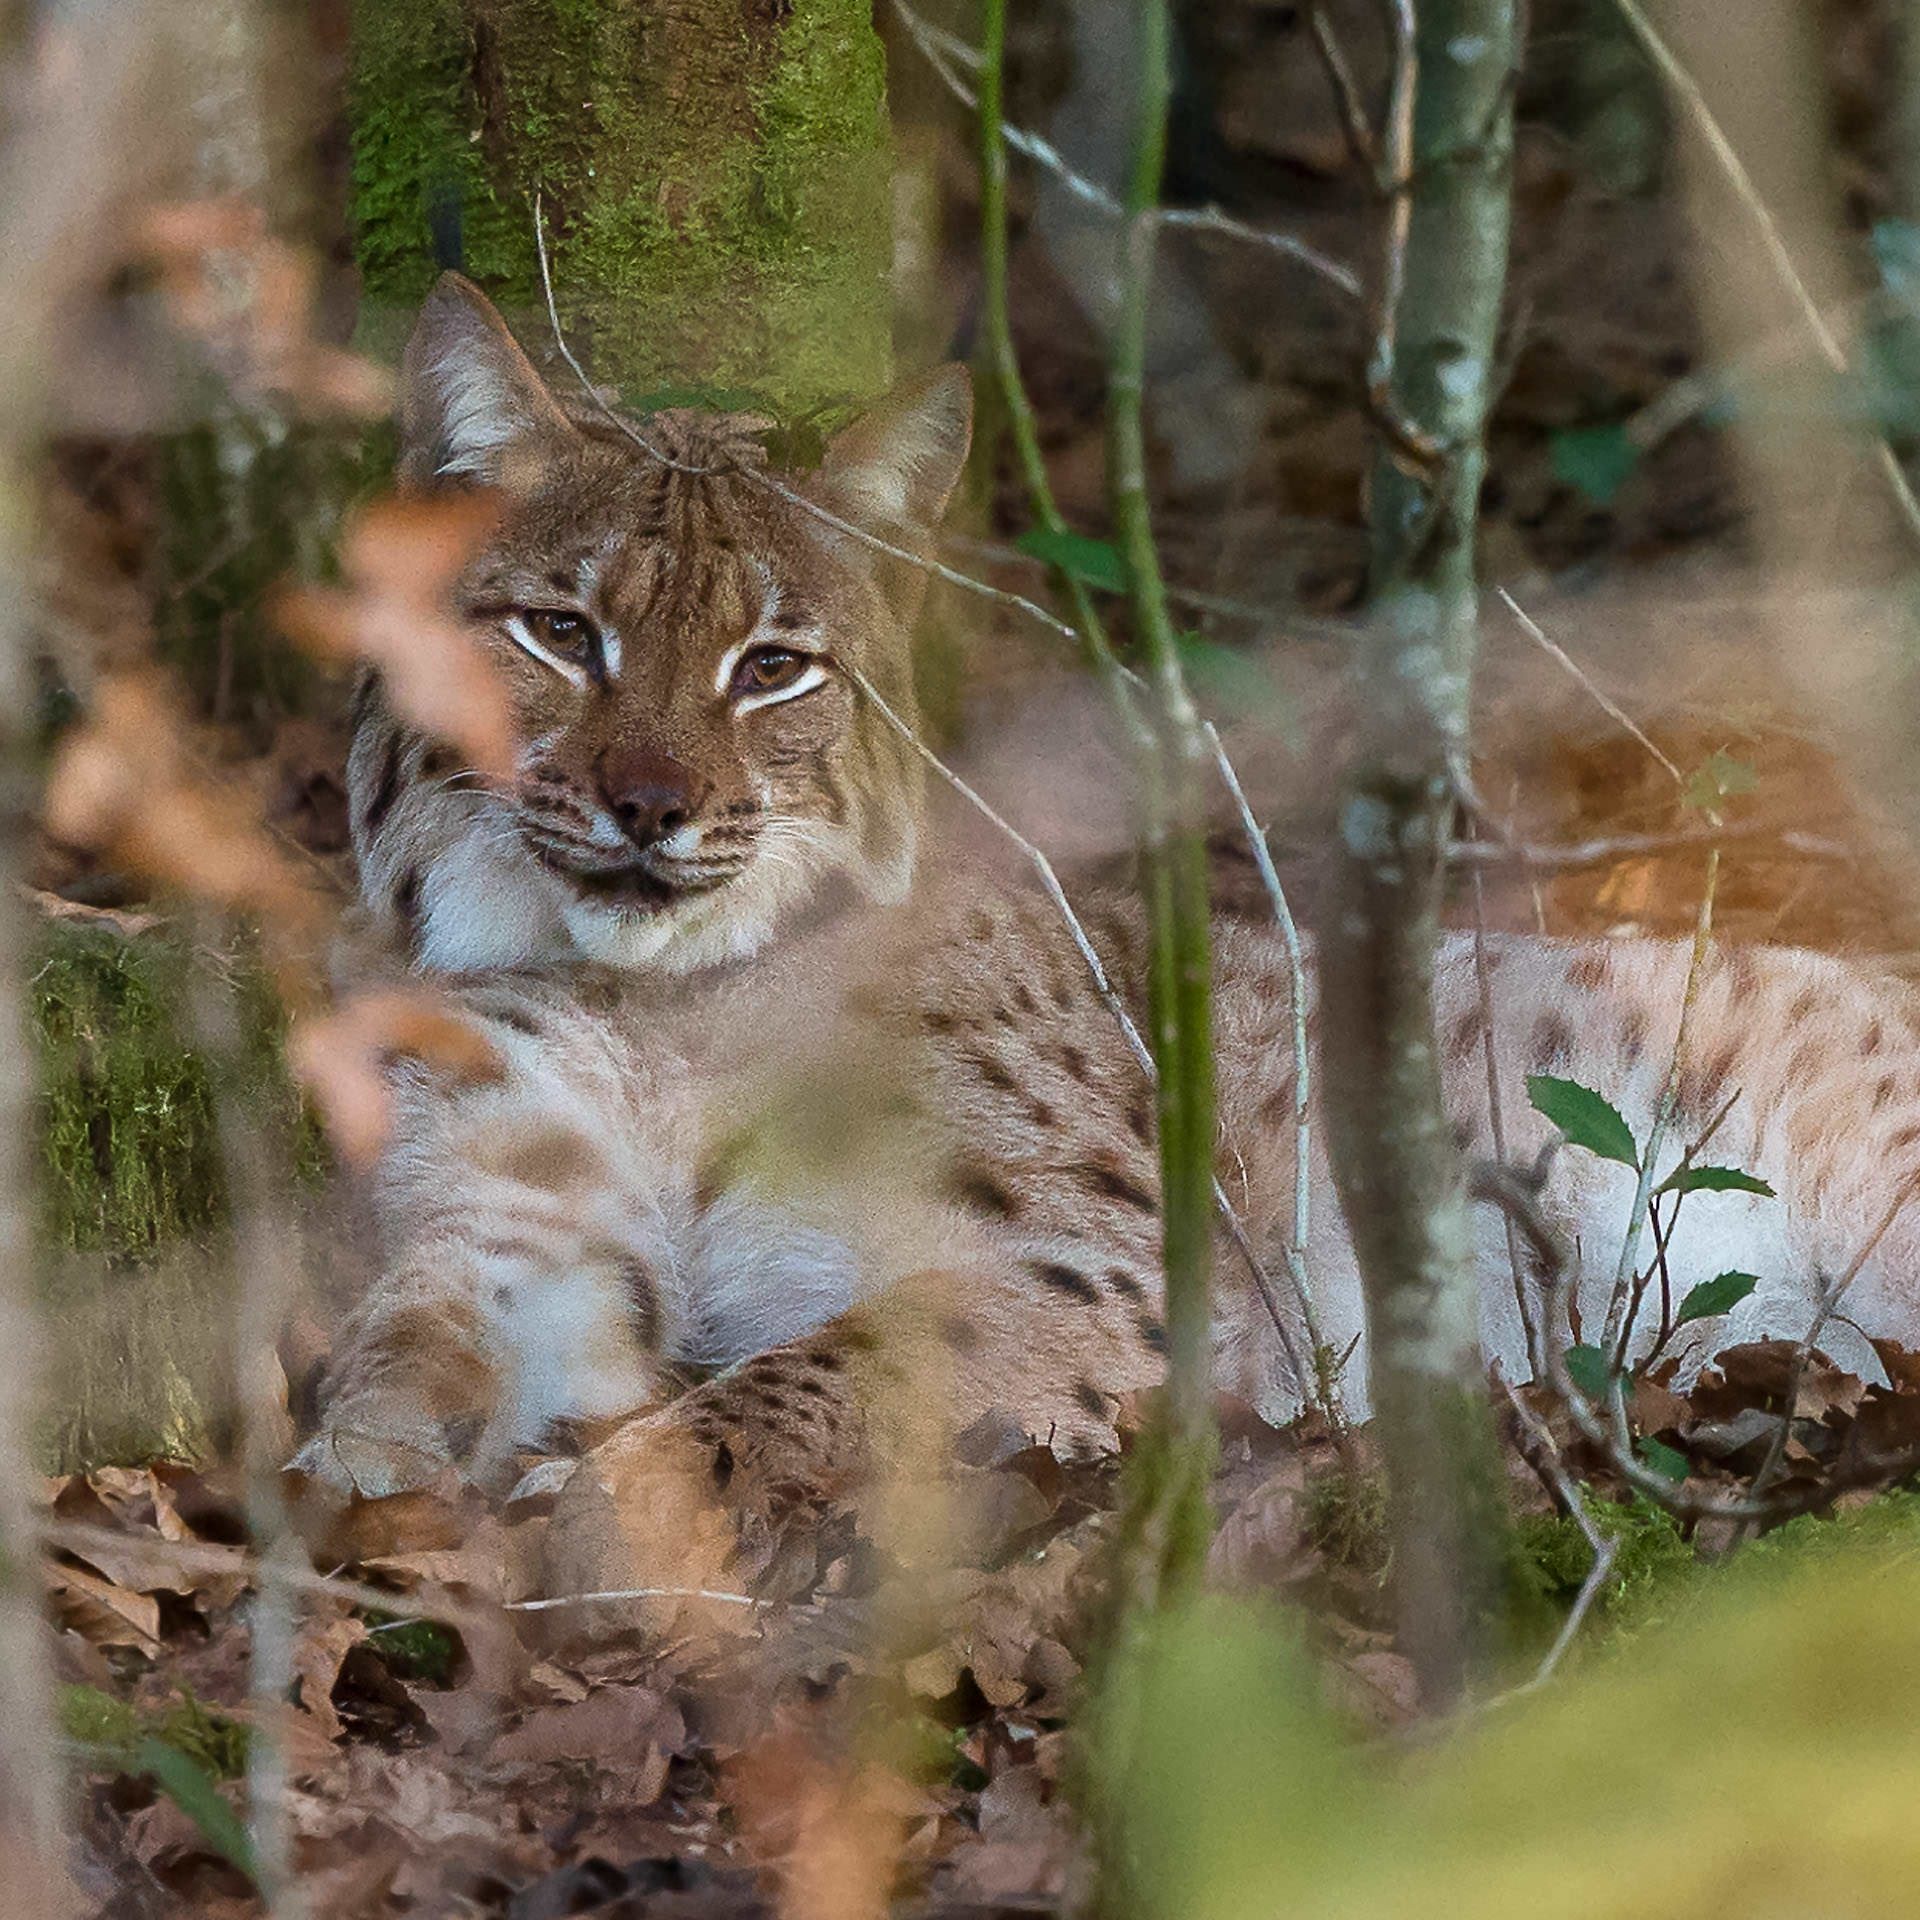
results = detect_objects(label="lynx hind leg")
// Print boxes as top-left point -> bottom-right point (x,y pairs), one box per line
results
297,990 -> 685,1501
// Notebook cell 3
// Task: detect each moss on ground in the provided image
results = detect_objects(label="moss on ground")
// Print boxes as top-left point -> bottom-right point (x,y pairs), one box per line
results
31,919 -> 318,1471
1509,1481 -> 1920,1680
349,0 -> 892,412
60,1683 -> 251,1783
33,922 -> 311,1256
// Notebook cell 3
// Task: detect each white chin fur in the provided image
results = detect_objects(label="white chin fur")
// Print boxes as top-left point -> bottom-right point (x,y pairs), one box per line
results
415,827 -> 851,975
558,876 -> 788,973
415,837 -> 578,973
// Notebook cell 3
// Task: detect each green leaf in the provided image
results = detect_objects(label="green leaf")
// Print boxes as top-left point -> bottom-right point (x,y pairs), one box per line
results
1636,1436 -> 1690,1484
1174,630 -> 1296,736
1550,423 -> 1639,506
133,1737 -> 258,1883
1654,1165 -> 1775,1199
1683,750 -> 1757,813
1675,1270 -> 1760,1327
1014,526 -> 1126,593
1527,1075 -> 1640,1169
1565,1344 -> 1613,1400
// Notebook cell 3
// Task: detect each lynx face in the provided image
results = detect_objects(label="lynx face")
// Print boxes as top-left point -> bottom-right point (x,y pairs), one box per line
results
350,274 -> 971,974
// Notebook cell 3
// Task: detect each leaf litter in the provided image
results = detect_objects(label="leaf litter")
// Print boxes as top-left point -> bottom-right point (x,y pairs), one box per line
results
44,1330 -> 1920,1917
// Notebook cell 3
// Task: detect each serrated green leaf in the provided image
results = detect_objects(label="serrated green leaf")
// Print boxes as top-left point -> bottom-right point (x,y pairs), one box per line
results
1653,1165 -> 1775,1199
1683,750 -> 1757,813
1637,1436 -> 1690,1484
1014,526 -> 1126,593
1565,1343 -> 1613,1400
1550,423 -> 1640,506
1675,1270 -> 1760,1327
133,1737 -> 258,1883
1527,1074 -> 1640,1169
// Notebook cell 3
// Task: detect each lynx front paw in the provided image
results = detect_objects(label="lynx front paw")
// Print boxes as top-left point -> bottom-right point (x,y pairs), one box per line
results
290,1388 -> 481,1502
539,1414 -> 744,1639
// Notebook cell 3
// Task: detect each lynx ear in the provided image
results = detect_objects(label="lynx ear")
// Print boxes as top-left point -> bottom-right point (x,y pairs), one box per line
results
398,273 -> 574,486
814,365 -> 973,536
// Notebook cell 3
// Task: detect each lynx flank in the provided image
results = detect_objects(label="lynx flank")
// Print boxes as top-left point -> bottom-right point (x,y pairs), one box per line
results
304,277 -> 1920,1605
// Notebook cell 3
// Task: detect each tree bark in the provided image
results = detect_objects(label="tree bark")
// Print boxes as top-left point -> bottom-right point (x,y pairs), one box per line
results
1317,0 -> 1521,1706
351,0 -> 894,411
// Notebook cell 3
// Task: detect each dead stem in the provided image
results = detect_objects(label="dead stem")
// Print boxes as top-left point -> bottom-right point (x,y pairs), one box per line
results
888,0 -> 1363,301
1609,0 -> 1920,547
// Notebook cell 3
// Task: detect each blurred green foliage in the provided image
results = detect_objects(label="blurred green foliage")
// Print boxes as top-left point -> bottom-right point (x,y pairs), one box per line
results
1097,1495 -> 1920,1919
31,920 -> 320,1470
154,413 -> 389,729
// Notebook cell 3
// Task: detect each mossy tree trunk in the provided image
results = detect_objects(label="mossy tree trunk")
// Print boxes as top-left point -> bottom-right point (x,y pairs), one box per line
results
351,0 -> 894,413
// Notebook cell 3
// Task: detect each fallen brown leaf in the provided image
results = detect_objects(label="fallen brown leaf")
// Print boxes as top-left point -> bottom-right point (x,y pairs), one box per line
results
293,1610 -> 370,1744
289,985 -> 503,1167
492,1683 -> 686,1769
43,669 -> 324,943
47,1560 -> 162,1649
274,492 -> 515,779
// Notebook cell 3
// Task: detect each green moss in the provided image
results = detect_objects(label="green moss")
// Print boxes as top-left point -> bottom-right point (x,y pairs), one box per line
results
348,0 -> 535,349
33,923 -> 315,1256
1306,1467 -> 1392,1586
350,0 -> 892,412
58,1683 -> 140,1754
35,926 -> 227,1257
1509,1492 -> 1694,1650
60,1684 -> 251,1782
1507,1483 -> 1920,1679
31,921 -> 321,1470
360,1612 -> 460,1685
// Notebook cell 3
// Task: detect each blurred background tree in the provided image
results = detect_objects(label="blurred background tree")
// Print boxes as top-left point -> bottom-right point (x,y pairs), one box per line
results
350,0 -> 895,412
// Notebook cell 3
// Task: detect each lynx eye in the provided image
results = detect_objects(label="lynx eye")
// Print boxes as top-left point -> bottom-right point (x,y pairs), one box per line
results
518,608 -> 600,662
731,647 -> 811,697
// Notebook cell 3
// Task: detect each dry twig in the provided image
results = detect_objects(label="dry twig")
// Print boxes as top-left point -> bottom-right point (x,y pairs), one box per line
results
888,0 -> 1363,301
1497,1372 -> 1619,1694
1608,0 -> 1920,546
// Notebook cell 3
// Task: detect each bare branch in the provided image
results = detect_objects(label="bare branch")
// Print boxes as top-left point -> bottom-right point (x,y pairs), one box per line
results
1746,1170 -> 1920,1507
844,664 -> 1316,1396
888,0 -> 1364,302
1495,589 -> 1684,785
1444,821 -> 1851,871
1608,0 -> 1920,547
1497,1372 -> 1619,1695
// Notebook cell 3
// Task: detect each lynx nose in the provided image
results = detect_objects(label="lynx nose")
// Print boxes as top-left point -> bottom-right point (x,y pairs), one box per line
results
597,745 -> 709,849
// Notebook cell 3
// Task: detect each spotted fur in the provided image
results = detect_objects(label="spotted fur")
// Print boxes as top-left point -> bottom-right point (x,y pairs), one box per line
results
303,279 -> 1920,1613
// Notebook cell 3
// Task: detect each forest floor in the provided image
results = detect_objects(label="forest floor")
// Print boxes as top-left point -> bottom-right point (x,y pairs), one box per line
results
55,1340 -> 1920,1917
38,0 -> 1920,1912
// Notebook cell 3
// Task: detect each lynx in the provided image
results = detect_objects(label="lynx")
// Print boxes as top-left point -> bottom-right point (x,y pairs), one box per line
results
302,276 -> 1920,1607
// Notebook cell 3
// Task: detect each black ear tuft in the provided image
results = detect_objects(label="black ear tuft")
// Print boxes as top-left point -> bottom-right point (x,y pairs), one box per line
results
398,273 -> 573,486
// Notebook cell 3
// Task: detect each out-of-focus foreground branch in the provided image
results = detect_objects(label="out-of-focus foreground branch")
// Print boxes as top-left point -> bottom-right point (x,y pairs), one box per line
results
1316,0 -> 1522,1705
1106,0 -> 1218,1613
0,7 -> 184,1905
